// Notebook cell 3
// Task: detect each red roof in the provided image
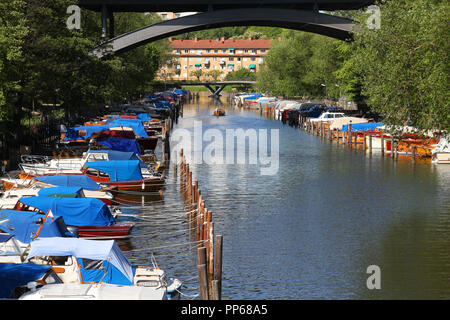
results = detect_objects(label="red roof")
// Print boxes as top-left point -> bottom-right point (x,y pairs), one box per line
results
169,38 -> 273,49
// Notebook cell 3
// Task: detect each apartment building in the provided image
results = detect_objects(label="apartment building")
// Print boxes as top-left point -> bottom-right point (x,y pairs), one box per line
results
158,37 -> 274,81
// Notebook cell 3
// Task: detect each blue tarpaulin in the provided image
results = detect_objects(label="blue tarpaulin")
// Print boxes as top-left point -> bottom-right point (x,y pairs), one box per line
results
97,137 -> 142,155
105,118 -> 149,138
37,186 -> 83,198
0,263 -> 51,298
0,210 -> 75,243
85,160 -> 143,182
19,197 -> 116,227
87,150 -> 147,167
28,237 -> 135,286
63,125 -> 110,141
34,174 -> 101,191
341,122 -> 384,132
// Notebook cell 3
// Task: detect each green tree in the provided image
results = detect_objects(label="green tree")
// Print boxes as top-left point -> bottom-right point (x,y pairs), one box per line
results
207,70 -> 223,81
351,0 -> 449,132
190,69 -> 204,81
225,68 -> 256,81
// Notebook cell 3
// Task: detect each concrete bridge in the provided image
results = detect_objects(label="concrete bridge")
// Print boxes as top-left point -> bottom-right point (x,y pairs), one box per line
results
78,0 -> 375,58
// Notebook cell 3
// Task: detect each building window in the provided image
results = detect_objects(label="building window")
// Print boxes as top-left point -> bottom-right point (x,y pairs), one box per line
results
229,57 -> 234,61
237,57 -> 241,61
260,49 -> 266,53
184,49 -> 189,53
251,57 -> 256,61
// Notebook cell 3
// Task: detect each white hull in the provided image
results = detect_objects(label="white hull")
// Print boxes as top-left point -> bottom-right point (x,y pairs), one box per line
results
432,152 -> 450,164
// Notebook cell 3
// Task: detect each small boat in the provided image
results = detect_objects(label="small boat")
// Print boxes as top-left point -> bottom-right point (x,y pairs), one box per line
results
432,137 -> 450,164
0,209 -> 77,257
16,196 -> 134,239
213,108 -> 226,116
20,237 -> 182,300
83,160 -> 165,192
19,149 -> 159,179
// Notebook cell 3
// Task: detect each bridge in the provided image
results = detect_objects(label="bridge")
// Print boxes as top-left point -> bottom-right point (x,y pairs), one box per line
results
154,80 -> 256,97
78,0 -> 375,58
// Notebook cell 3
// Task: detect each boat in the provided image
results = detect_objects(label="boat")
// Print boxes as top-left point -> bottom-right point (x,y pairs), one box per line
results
19,149 -> 159,179
15,196 -> 134,239
21,237 -> 182,300
0,185 -> 114,209
0,262 -> 61,299
432,137 -> 450,164
83,160 -> 165,192
213,108 -> 226,116
0,209 -> 77,256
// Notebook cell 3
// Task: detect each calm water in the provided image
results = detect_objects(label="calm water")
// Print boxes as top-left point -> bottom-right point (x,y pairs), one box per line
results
119,94 -> 450,300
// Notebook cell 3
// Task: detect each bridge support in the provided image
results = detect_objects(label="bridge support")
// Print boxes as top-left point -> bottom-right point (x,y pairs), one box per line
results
205,84 -> 226,97
101,5 -> 115,40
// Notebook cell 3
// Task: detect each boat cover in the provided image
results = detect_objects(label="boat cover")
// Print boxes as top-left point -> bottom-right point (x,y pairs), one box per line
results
28,237 -> 134,285
64,125 -> 111,141
0,263 -> 51,298
105,118 -> 149,138
86,160 -> 143,181
37,186 -> 83,198
87,150 -> 147,168
97,137 -> 142,155
34,174 -> 101,191
0,210 -> 75,243
19,197 -> 115,227
342,122 -> 384,132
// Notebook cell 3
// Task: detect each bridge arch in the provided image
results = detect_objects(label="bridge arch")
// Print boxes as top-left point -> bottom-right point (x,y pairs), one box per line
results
92,8 -> 357,58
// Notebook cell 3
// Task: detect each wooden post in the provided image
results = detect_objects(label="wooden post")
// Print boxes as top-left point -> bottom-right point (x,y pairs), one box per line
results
369,133 -> 372,153
197,248 -> 208,300
381,134 -> 385,156
214,235 -> 223,300
348,123 -> 352,146
391,137 -> 395,159
212,280 -> 220,300
412,145 -> 416,161
363,132 -> 367,150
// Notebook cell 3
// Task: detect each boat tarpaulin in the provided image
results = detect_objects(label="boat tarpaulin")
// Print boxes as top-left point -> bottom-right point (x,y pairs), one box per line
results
86,160 -> 143,182
28,237 -> 134,285
19,197 -> 116,227
0,263 -> 51,298
0,210 -> 74,243
342,122 -> 384,132
97,137 -> 142,155
105,118 -> 149,138
63,125 -> 110,140
87,150 -> 146,167
37,186 -> 83,198
34,174 -> 101,191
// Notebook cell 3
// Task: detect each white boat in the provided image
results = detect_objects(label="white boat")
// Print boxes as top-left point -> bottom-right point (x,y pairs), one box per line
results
19,149 -> 161,179
432,137 -> 450,164
19,282 -> 168,300
0,186 -> 114,210
23,237 -> 182,300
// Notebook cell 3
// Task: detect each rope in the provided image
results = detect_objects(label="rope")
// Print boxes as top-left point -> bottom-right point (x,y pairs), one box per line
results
126,239 -> 210,252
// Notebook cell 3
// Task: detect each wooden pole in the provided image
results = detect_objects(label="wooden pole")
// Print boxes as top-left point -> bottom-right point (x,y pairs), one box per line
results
197,247 -> 208,300
381,133 -> 385,156
412,145 -> 416,161
214,235 -> 223,300
369,133 -> 372,153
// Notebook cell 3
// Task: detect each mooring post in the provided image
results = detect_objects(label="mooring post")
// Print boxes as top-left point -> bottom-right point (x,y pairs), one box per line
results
412,145 -> 416,161
214,235 -> 223,300
369,133 -> 372,153
381,133 -> 385,156
197,247 -> 209,300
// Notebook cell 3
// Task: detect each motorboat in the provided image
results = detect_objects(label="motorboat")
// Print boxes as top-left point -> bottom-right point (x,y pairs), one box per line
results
19,149 -> 159,179
20,237 -> 182,300
15,196 -> 134,239
0,185 -> 114,209
432,137 -> 450,164
213,108 -> 226,116
83,160 -> 165,192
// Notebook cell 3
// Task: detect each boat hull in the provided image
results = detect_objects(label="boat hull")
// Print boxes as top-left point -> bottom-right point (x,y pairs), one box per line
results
74,221 -> 135,239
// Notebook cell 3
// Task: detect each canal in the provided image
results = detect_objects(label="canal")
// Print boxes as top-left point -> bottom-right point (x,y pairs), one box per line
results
121,94 -> 450,299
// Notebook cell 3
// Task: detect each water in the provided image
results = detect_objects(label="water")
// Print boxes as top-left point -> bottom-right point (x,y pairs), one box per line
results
120,94 -> 450,300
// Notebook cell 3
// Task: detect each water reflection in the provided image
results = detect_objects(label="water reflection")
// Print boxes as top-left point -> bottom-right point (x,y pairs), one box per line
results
169,93 -> 450,299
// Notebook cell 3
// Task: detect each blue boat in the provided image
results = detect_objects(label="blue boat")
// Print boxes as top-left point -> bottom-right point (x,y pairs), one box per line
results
18,197 -> 134,239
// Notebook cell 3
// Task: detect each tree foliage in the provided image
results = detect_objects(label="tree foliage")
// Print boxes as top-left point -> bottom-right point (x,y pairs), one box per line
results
351,0 -> 449,131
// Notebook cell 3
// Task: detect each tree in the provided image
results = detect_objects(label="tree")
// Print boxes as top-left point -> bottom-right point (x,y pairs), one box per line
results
207,70 -> 223,81
225,68 -> 256,81
190,69 -> 204,81
351,0 -> 449,132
